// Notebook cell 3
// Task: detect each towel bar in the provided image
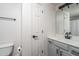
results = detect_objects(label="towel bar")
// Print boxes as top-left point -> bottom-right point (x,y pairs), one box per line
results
0,17 -> 16,21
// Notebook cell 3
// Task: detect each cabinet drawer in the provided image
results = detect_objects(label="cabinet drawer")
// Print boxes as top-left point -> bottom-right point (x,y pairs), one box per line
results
69,46 -> 79,56
53,40 -> 68,51
60,49 -> 73,56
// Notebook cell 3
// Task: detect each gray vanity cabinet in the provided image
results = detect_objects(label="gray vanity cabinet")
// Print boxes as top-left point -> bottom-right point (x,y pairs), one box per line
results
48,39 -> 72,56
59,49 -> 72,56
48,40 -> 59,56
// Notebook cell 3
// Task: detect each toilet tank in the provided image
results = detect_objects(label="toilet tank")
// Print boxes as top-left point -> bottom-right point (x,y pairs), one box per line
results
0,43 -> 14,56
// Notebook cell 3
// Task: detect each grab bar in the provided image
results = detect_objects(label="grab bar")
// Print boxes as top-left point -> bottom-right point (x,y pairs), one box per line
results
0,17 -> 16,21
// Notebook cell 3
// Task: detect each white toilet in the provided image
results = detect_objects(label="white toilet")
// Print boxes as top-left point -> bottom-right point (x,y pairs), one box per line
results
0,43 -> 14,56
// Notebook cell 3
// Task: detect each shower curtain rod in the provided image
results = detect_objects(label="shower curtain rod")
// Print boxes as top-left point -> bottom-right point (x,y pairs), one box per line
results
0,17 -> 16,21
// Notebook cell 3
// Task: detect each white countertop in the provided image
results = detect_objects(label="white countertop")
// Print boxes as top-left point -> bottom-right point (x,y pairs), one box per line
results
48,34 -> 79,48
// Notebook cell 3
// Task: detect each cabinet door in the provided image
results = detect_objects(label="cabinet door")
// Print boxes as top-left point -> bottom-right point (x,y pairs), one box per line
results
31,4 -> 41,56
48,42 -> 59,56
60,49 -> 72,56
31,4 -> 46,56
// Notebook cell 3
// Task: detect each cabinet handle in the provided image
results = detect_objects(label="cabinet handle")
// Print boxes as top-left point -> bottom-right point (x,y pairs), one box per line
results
71,50 -> 79,56
60,51 -> 63,56
56,49 -> 59,55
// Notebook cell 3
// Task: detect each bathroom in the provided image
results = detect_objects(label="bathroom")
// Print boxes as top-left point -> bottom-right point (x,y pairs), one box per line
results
1,2 -> 79,57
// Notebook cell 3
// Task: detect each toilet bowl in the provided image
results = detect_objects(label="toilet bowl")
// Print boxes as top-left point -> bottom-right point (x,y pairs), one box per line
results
0,43 -> 14,56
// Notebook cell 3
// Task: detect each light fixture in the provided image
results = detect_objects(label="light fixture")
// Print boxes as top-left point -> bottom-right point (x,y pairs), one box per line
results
76,3 -> 78,6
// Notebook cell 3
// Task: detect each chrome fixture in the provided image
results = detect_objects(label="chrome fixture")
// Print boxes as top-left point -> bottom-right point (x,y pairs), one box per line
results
65,32 -> 72,39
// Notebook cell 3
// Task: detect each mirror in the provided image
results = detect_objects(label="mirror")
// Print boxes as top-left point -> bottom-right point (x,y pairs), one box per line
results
62,3 -> 79,36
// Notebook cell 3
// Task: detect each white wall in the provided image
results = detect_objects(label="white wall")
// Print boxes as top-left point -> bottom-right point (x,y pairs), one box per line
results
0,3 -> 22,55
56,11 -> 64,34
0,3 -> 56,56
22,3 -> 32,56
